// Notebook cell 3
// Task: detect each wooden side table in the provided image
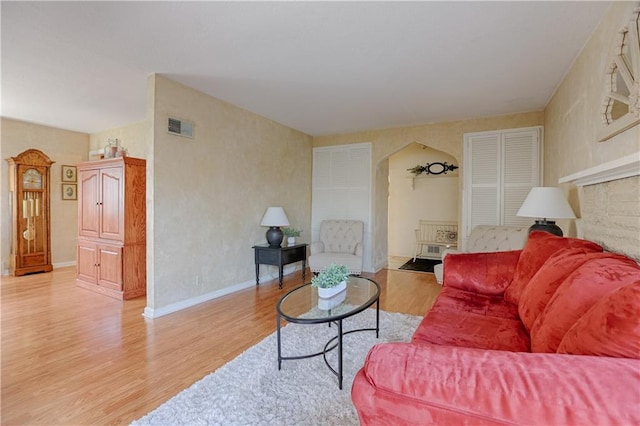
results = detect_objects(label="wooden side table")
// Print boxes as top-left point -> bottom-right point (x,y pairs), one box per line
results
253,243 -> 308,289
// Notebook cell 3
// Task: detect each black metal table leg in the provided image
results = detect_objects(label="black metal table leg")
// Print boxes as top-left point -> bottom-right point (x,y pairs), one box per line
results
277,313 -> 282,370
302,259 -> 306,281
338,319 -> 343,390
376,300 -> 380,338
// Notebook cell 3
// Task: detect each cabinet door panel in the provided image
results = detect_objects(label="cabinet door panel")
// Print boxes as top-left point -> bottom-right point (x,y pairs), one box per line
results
77,242 -> 98,283
97,245 -> 122,291
78,170 -> 100,238
100,167 -> 124,241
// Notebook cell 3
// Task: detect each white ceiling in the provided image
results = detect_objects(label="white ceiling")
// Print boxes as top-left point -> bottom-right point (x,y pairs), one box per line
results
1,1 -> 611,136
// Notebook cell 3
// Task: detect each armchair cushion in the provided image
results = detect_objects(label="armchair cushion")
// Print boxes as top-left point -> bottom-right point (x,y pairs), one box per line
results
308,220 -> 364,274
309,241 -> 324,255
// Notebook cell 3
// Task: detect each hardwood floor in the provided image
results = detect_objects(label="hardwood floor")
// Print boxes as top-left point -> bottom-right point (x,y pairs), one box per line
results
1,266 -> 440,425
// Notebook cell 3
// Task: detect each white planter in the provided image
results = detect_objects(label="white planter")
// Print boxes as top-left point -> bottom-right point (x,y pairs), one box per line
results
317,280 -> 347,299
318,289 -> 347,310
287,237 -> 296,246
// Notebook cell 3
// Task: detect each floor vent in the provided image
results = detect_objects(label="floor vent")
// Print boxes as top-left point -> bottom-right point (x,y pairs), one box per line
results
168,117 -> 194,138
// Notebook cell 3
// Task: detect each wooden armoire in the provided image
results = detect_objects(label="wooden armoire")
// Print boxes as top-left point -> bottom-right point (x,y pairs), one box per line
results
76,157 -> 146,300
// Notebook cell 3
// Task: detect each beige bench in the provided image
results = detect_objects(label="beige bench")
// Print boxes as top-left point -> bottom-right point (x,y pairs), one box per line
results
413,220 -> 458,261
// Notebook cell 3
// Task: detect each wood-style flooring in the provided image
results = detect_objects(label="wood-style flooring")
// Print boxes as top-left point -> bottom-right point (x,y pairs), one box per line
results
1,266 -> 440,425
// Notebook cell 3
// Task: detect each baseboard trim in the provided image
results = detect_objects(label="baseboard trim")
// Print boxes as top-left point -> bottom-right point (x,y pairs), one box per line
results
143,265 -> 302,319
143,279 -> 255,319
54,261 -> 77,269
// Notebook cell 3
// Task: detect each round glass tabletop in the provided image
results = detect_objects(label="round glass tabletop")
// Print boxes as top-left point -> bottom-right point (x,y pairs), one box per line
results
276,276 -> 380,323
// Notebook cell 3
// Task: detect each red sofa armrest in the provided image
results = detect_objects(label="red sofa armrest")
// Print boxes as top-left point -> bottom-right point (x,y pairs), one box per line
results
443,250 -> 522,295
352,343 -> 640,426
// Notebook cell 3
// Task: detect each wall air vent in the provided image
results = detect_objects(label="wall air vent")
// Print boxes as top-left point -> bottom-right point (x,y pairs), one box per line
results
167,117 -> 194,138
427,245 -> 443,255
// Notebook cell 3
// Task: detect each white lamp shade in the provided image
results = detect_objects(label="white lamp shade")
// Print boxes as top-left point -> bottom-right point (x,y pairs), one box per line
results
260,207 -> 290,227
517,187 -> 576,219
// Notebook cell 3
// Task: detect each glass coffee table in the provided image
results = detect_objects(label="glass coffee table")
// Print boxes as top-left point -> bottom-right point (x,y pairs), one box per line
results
276,276 -> 380,389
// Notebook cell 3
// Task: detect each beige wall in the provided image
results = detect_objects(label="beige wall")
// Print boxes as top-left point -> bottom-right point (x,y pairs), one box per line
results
146,74 -> 313,314
545,1 -> 640,259
1,118 -> 89,272
313,111 -> 544,265
89,121 -> 148,159
545,2 -> 639,184
388,143 -> 459,258
314,111 -> 544,169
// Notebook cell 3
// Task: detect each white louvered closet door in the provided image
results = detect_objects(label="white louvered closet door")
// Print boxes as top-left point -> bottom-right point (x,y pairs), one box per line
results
462,127 -> 542,246
503,129 -> 541,226
312,143 -> 372,271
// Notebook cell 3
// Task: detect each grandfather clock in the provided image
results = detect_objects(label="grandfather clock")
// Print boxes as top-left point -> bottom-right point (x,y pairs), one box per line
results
7,149 -> 54,276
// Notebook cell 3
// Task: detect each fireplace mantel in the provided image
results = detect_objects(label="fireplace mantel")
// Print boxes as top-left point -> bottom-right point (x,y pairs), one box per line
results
559,152 -> 640,187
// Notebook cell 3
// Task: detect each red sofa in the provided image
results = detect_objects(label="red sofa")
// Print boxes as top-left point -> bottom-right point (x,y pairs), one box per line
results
352,231 -> 640,425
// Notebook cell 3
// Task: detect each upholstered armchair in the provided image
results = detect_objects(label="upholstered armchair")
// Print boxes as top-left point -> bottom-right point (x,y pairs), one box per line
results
308,220 -> 364,275
434,225 -> 529,284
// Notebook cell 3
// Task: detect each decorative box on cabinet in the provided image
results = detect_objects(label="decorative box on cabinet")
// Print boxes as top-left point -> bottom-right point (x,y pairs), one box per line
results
76,157 -> 146,300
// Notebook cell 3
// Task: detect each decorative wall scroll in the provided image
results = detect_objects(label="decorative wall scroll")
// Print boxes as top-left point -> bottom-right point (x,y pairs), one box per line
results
599,7 -> 640,142
408,162 -> 459,176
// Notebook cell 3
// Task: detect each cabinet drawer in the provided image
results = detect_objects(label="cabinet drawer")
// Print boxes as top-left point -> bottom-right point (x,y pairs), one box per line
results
255,249 -> 280,265
282,246 -> 305,263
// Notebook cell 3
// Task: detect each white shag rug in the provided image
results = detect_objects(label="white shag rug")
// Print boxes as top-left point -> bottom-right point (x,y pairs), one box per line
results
131,309 -> 421,426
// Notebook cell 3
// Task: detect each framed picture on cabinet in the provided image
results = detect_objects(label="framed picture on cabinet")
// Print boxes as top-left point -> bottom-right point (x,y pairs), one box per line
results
61,165 -> 77,182
62,183 -> 77,200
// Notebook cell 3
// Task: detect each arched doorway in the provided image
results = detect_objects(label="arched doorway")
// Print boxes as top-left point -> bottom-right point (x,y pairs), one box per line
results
386,142 -> 459,267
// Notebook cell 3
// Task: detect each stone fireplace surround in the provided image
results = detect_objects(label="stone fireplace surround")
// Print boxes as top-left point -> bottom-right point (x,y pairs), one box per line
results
560,152 -> 640,261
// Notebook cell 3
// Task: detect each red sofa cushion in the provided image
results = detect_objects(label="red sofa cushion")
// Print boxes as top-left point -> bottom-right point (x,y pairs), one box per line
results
432,286 -> 519,320
412,308 -> 530,352
443,250 -> 522,295
504,231 -> 602,305
353,342 -> 640,425
531,254 -> 640,353
518,248 -> 604,332
557,281 -> 640,359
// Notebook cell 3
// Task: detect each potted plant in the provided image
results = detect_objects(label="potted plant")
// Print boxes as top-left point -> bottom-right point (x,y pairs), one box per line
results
311,263 -> 349,298
283,227 -> 302,246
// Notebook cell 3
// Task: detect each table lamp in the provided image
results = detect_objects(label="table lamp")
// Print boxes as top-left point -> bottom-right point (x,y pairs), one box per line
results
260,207 -> 290,247
517,187 -> 576,236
